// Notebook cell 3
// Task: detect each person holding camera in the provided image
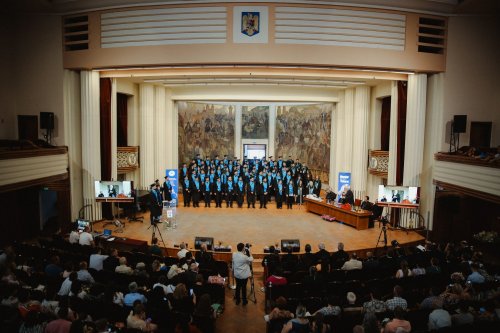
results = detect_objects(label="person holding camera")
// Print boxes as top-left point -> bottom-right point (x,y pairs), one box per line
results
232,243 -> 254,305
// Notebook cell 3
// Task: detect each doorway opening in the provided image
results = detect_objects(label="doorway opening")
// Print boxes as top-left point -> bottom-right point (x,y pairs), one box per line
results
243,144 -> 267,159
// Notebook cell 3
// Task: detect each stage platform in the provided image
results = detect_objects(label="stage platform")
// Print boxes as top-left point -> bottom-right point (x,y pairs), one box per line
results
93,202 -> 425,259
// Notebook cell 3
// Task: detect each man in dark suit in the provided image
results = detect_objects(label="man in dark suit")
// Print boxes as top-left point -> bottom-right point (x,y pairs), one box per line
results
345,186 -> 355,206
235,176 -> 245,208
182,176 -> 191,207
191,176 -> 201,207
202,177 -> 212,207
162,176 -> 172,202
225,176 -> 235,208
258,177 -> 269,209
275,179 -> 285,209
246,177 -> 256,208
150,183 -> 163,224
214,178 -> 224,208
313,175 -> 322,197
360,196 -> 373,210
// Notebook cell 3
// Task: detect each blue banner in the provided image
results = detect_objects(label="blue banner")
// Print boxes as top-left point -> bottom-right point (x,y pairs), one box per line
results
338,172 -> 351,196
165,169 -> 178,206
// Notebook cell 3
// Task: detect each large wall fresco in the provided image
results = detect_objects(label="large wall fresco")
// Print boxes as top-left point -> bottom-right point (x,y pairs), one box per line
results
241,105 -> 269,139
275,104 -> 332,181
178,102 -> 235,164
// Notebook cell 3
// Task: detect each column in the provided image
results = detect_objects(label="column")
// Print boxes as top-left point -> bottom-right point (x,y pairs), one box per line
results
110,78 -> 117,181
80,70 -> 102,221
139,84 -> 155,189
334,92 -> 345,191
63,70 -> 82,220
387,81 -> 399,185
403,74 -> 427,186
164,88 -> 176,168
329,103 -> 337,187
351,86 -> 370,198
154,86 -> 167,178
268,105 -> 276,158
234,105 -> 242,159
343,88 -> 355,172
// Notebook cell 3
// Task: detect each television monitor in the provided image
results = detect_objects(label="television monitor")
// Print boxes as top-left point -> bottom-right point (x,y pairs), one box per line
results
377,185 -> 419,205
77,219 -> 90,231
95,181 -> 133,201
194,236 -> 214,250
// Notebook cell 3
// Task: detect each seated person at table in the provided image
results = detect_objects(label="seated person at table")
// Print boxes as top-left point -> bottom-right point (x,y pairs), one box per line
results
360,196 -> 373,210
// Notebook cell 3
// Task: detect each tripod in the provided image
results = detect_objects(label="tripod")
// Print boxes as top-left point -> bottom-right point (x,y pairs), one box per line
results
147,218 -> 166,247
247,263 -> 257,304
375,222 -> 388,256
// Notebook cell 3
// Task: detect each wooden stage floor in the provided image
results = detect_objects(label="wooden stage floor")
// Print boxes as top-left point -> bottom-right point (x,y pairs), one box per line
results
93,202 -> 425,256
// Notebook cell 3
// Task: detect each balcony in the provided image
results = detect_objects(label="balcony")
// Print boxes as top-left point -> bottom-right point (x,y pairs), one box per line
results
368,150 -> 388,178
0,142 -> 69,193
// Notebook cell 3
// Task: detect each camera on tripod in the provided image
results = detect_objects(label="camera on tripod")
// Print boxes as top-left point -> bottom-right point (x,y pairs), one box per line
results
380,216 -> 389,226
245,243 -> 252,249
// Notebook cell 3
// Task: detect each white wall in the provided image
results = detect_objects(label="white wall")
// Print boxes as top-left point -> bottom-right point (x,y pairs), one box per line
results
0,14 -> 64,144
442,15 -> 500,150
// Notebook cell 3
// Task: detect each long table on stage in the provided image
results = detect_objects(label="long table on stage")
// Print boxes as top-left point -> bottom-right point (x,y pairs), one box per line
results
304,198 -> 371,230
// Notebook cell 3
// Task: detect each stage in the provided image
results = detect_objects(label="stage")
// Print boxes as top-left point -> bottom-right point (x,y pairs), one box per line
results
93,203 -> 425,258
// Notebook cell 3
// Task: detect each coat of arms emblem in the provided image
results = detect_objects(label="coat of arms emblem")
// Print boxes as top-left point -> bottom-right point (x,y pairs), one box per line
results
241,12 -> 259,36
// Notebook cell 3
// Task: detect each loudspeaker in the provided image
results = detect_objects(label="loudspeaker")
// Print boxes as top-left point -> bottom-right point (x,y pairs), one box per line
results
194,236 -> 214,250
281,239 -> 300,253
40,112 -> 54,130
453,115 -> 467,133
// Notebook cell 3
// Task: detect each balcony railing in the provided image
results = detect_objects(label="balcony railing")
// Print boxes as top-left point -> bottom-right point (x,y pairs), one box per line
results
368,150 -> 388,178
435,152 -> 500,169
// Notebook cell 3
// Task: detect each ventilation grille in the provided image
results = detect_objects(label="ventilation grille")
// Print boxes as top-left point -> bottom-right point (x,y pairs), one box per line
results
418,16 -> 446,54
63,15 -> 89,51
275,7 -> 406,51
100,7 -> 227,48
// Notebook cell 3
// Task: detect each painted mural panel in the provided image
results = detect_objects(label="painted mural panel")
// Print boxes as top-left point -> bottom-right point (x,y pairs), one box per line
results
241,105 -> 269,139
178,102 -> 235,164
275,104 -> 332,180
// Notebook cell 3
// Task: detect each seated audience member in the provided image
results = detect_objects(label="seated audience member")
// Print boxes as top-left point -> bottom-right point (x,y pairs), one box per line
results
363,288 -> 387,314
315,243 -> 331,273
383,306 -> 411,333
362,312 -> 381,333
127,302 -> 157,332
115,257 -> 133,275
362,251 -> 380,272
19,310 -> 46,333
177,242 -> 190,259
298,244 -> 316,271
89,247 -> 108,271
281,246 -> 298,272
302,265 -> 326,290
467,262 -> 485,284
266,267 -> 288,286
153,275 -> 175,296
426,257 -> 442,274
330,242 -> 349,269
262,245 -> 281,275
395,260 -> 412,278
310,312 -> 330,333
341,252 -> 362,270
58,272 -> 78,297
44,255 -> 64,278
62,261 -> 74,278
420,287 -> 441,310
451,301 -> 474,326
151,259 -> 162,272
411,262 -> 426,276
193,294 -> 216,333
428,299 -> 452,330
167,262 -> 185,280
314,296 -> 341,317
195,242 -> 214,268
267,296 -> 294,327
102,248 -> 120,272
439,283 -> 468,310
44,307 -> 72,333
134,262 -> 150,279
69,224 -> 80,244
179,251 -> 197,270
385,285 -> 408,311
124,282 -> 147,307
343,292 -> 363,313
76,261 -> 95,284
281,304 -> 310,333
78,226 -> 94,247
171,283 -> 194,315
149,237 -> 163,256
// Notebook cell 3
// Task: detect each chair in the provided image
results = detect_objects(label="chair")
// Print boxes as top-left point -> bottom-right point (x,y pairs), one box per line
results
328,269 -> 345,282
287,282 -> 305,300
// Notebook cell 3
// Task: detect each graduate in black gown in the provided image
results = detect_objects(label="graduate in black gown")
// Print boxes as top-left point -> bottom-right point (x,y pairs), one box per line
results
214,178 -> 223,208
202,177 -> 212,207
258,177 -> 269,209
235,176 -> 245,208
246,177 -> 256,208
162,176 -> 172,202
225,176 -> 235,208
275,179 -> 285,209
191,176 -> 201,207
182,176 -> 191,207
286,179 -> 296,209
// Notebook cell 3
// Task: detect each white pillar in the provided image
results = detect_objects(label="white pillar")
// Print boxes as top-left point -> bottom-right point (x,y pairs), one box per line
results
403,74 -> 427,186
351,86 -> 370,198
387,81 -> 399,185
139,84 -> 155,189
234,105 -> 242,159
334,92 -> 345,191
164,88 -> 176,169
421,73 -> 444,230
268,105 -> 276,158
110,78 -> 118,181
80,70 -> 102,221
63,70 -> 82,220
154,86 -> 167,179
329,103 -> 337,188
343,88 -> 355,173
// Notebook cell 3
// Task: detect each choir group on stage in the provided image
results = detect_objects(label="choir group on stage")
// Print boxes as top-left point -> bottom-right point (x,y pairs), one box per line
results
177,154 -> 322,209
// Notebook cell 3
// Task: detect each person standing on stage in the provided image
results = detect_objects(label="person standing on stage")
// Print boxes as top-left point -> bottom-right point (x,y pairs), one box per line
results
150,183 -> 163,224
225,176 -> 235,208
313,175 -> 322,197
191,176 -> 201,207
162,176 -> 172,202
236,176 -> 245,208
296,179 -> 304,206
345,186 -> 355,206
275,179 -> 284,209
232,243 -> 253,305
247,176 -> 256,208
286,179 -> 296,209
259,177 -> 269,209
214,178 -> 223,208
182,176 -> 191,207
203,177 -> 212,207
